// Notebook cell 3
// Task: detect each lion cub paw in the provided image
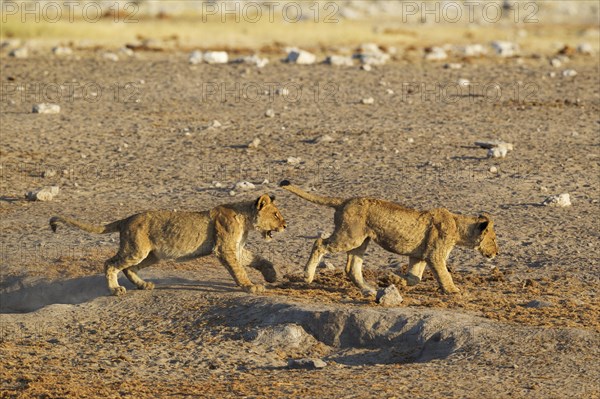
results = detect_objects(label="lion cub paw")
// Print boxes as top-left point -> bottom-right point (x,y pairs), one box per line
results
242,284 -> 265,294
138,281 -> 155,290
111,286 -> 127,296
441,286 -> 461,295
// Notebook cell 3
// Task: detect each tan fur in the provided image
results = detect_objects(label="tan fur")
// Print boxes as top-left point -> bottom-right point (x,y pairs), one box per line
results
49,194 -> 286,296
280,181 -> 498,295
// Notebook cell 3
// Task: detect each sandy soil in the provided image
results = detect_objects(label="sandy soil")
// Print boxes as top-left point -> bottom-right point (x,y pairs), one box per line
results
1,43 -> 599,398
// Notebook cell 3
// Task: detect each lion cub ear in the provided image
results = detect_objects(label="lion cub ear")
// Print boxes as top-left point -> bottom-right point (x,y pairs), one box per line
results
477,220 -> 489,232
256,194 -> 272,210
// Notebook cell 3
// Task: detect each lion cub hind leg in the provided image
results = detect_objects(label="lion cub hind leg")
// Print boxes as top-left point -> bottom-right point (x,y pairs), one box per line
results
427,252 -> 460,294
122,253 -> 159,291
104,252 -> 149,296
403,257 -> 427,286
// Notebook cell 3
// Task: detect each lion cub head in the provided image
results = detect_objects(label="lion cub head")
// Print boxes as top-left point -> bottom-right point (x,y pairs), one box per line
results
473,215 -> 498,259
254,194 -> 286,241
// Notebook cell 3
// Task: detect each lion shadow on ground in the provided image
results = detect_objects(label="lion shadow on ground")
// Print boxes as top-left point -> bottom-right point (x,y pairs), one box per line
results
0,274 -> 239,313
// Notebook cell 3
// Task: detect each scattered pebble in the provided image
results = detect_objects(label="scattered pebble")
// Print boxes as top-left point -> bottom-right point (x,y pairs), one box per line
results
229,190 -> 236,196
562,69 -> 577,77
26,186 -> 59,201
542,193 -> 571,207
407,138 -> 414,144
102,52 -> 119,62
524,299 -> 554,309
550,58 -> 562,68
313,134 -> 335,144
209,120 -> 222,128
248,138 -> 261,148
285,48 -> 316,65
288,358 -> 327,370
213,181 -> 224,188
325,55 -> 354,66
52,46 -> 72,56
491,41 -> 519,57
287,157 -> 301,165
32,103 -> 60,114
42,169 -> 57,178
119,47 -> 134,57
188,50 -> 203,65
475,140 -> 514,159
489,166 -> 498,173
361,97 -> 374,105
443,63 -> 463,69
376,285 -> 403,307
265,109 -> 275,118
456,44 -> 488,57
577,43 -> 593,55
232,54 -> 268,68
424,47 -> 448,61
361,64 -> 372,71
235,181 -> 255,191
9,47 -> 28,58
488,146 -> 508,159
458,78 -> 470,87
203,51 -> 229,64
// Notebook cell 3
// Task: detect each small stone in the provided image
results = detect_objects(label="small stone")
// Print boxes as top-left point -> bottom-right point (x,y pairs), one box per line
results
102,52 -> 119,62
458,78 -> 470,87
52,46 -> 72,56
325,55 -> 354,66
119,47 -> 134,57
443,63 -> 463,69
313,134 -> 335,144
407,138 -> 414,144
229,190 -> 236,196
42,169 -> 57,178
210,120 -> 222,128
26,186 -> 59,202
318,260 -> 335,270
491,41 -> 519,57
213,181 -> 224,188
550,58 -> 562,68
361,64 -> 372,71
456,44 -> 487,57
32,103 -> 60,114
235,181 -> 256,191
232,54 -> 268,68
287,157 -> 301,165
424,47 -> 447,61
386,89 -> 394,95
376,285 -> 403,307
203,51 -> 229,64
562,69 -> 577,77
265,109 -> 275,118
188,50 -> 203,65
524,299 -> 553,309
489,166 -> 498,173
361,97 -> 374,105
542,193 -> 571,207
285,48 -> 316,65
488,146 -> 508,159
248,138 -> 261,148
287,358 -> 327,370
577,43 -> 593,55
9,47 -> 28,58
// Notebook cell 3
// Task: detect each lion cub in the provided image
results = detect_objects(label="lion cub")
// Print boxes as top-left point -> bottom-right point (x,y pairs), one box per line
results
50,194 -> 286,296
280,181 -> 498,295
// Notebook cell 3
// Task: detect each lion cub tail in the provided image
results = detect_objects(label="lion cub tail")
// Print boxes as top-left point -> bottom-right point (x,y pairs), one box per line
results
279,180 -> 344,208
49,216 -> 121,234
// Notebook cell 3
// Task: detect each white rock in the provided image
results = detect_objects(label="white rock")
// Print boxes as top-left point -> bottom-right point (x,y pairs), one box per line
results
489,166 -> 498,173
550,58 -> 562,68
361,64 -> 372,71
26,186 -> 59,201
359,43 -> 382,55
475,140 -> 514,151
210,120 -> 222,128
213,181 -> 224,188
188,50 -> 203,65
577,43 -> 593,55
287,157 -> 301,165
443,63 -> 463,69
52,46 -> 72,56
248,138 -> 261,148
424,47 -> 447,61
456,44 -> 488,57
119,47 -> 135,57
229,190 -> 236,196
235,181 -> 255,191
32,103 -> 60,114
376,285 -> 403,307
491,41 -> 519,57
407,138 -> 414,143
542,193 -> 571,207
562,69 -> 577,77
356,52 -> 390,65
203,51 -> 228,64
325,55 -> 354,66
9,47 -> 28,58
265,109 -> 275,118
313,134 -> 335,144
102,52 -> 119,62
458,78 -> 470,87
488,146 -> 508,158
233,54 -> 268,68
361,97 -> 374,105
285,48 -> 316,65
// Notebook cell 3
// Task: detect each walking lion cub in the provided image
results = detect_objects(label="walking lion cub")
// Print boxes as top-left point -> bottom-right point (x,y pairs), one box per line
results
280,181 -> 498,295
50,194 -> 286,296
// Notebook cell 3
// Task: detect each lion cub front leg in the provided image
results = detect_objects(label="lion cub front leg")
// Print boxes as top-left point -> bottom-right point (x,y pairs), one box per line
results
215,242 -> 265,294
427,255 -> 460,294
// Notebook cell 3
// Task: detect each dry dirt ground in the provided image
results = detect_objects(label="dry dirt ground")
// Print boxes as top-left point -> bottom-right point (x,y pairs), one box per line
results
1,45 -> 599,398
